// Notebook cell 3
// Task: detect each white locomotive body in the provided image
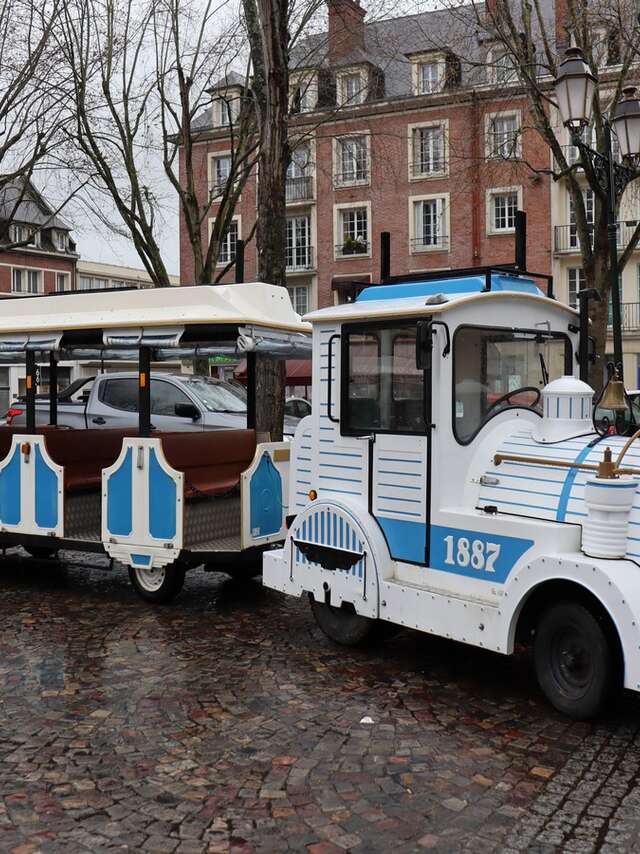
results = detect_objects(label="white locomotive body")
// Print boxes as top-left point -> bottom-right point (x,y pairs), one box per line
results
263,270 -> 640,718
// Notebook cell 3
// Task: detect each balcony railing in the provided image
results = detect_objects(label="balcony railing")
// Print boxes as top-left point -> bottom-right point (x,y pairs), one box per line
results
608,303 -> 640,332
286,175 -> 314,203
410,160 -> 446,178
336,239 -> 369,257
334,166 -> 369,187
554,221 -> 640,253
285,245 -> 315,272
411,235 -> 449,252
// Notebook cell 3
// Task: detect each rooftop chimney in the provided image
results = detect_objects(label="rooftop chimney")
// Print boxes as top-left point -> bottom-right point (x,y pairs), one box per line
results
328,0 -> 366,65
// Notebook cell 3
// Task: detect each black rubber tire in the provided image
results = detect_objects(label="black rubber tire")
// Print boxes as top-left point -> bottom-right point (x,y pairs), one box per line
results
23,546 -> 58,560
534,601 -> 619,720
309,595 -> 378,647
128,564 -> 186,604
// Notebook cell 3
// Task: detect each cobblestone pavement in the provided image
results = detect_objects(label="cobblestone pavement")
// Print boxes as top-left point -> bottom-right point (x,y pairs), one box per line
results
1,552 -> 640,853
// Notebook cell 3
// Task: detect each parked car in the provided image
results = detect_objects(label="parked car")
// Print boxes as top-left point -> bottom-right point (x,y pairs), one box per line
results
6,372 -> 300,433
285,396 -> 311,419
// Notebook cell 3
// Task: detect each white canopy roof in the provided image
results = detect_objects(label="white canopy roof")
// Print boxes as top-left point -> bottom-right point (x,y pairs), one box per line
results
0,283 -> 310,337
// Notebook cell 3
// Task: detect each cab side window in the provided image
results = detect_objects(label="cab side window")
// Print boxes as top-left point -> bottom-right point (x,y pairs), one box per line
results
100,378 -> 138,412
150,380 -> 193,416
342,323 -> 425,435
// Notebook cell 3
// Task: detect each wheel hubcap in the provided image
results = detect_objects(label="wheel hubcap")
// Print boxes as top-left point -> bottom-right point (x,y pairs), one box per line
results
135,565 -> 166,592
551,628 -> 593,696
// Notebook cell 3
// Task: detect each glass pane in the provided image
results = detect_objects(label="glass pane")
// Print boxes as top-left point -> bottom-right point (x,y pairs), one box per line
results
101,378 -> 138,412
150,380 -> 192,415
454,327 -> 569,443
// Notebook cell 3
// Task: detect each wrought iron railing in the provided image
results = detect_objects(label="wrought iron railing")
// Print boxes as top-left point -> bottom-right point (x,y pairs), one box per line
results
411,235 -> 449,252
285,245 -> 315,272
335,240 -> 369,257
286,175 -> 314,202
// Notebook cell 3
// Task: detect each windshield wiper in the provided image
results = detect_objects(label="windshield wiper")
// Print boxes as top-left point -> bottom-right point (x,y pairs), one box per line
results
539,352 -> 549,386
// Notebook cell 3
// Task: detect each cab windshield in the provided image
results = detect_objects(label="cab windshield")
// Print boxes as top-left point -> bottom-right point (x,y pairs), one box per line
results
453,326 -> 571,444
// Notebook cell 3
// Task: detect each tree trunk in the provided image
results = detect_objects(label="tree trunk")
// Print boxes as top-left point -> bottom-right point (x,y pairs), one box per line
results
243,0 -> 289,442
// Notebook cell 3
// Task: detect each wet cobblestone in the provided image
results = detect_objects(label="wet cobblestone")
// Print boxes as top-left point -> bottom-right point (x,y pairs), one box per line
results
1,550 -> 640,852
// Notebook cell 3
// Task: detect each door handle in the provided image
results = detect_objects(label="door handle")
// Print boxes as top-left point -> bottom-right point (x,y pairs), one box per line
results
92,417 -> 106,425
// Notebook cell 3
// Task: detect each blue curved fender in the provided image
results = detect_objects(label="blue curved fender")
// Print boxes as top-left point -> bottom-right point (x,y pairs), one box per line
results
250,452 -> 283,538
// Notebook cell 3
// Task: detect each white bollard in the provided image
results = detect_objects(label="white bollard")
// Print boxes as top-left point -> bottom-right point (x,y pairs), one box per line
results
582,476 -> 638,559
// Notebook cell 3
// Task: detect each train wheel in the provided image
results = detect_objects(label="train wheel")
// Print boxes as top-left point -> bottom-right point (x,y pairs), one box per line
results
309,595 -> 378,647
128,564 -> 185,604
534,602 -> 619,720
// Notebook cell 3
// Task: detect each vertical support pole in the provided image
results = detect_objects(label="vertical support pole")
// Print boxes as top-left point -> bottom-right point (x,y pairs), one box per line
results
246,351 -> 256,430
48,352 -> 58,426
25,350 -> 36,434
235,239 -> 245,284
515,210 -> 527,271
138,346 -> 151,438
605,123 -> 624,379
380,232 -> 391,282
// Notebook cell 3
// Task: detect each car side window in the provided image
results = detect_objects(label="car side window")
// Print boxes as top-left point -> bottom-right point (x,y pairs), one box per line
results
100,378 -> 138,412
150,380 -> 193,416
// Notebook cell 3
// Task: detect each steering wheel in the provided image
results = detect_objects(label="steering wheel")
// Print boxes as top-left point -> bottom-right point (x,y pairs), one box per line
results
486,386 -> 541,416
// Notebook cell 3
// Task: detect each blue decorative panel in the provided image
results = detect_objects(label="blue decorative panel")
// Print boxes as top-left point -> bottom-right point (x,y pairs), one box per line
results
429,525 -> 534,585
250,452 -> 283,538
376,516 -> 425,563
131,553 -> 152,567
35,445 -> 58,530
148,448 -> 176,540
0,445 -> 21,526
107,448 -> 133,536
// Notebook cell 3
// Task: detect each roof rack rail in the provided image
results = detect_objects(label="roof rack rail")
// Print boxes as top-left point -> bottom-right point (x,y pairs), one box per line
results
368,265 -> 555,300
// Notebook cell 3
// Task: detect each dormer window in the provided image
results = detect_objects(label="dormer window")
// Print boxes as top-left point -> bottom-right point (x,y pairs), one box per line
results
9,223 -> 26,243
54,230 -> 67,251
411,53 -> 446,96
493,50 -> 518,84
340,71 -> 366,106
289,73 -> 317,114
32,229 -> 41,248
212,94 -> 240,128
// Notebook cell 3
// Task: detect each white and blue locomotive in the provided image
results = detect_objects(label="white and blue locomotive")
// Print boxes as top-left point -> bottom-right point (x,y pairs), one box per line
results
264,269 -> 640,719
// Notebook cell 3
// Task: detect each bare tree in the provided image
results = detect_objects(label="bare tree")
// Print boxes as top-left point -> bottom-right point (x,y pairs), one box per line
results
59,0 -> 258,286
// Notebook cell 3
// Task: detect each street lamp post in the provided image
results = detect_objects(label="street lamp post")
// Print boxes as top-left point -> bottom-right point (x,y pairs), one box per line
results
554,46 -> 640,383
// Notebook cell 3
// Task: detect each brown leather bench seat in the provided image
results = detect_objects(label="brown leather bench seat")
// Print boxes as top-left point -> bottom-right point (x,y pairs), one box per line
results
0,427 -> 257,497
161,429 -> 256,498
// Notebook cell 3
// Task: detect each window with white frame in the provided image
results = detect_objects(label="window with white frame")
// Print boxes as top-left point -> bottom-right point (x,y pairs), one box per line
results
210,155 -> 232,198
286,216 -> 312,271
567,268 -> 585,309
411,125 -> 446,176
568,189 -> 594,249
337,206 -> 369,256
10,223 -> 26,243
55,230 -> 67,251
336,136 -> 368,185
288,284 -> 309,316
56,272 -> 70,292
412,197 -> 447,250
289,75 -> 316,113
287,145 -> 311,179
492,50 -> 518,84
213,96 -> 236,127
32,229 -> 41,248
218,219 -> 239,265
12,268 -> 41,294
79,275 -> 92,290
487,113 -> 520,159
339,71 -> 366,106
286,144 -> 313,202
489,190 -> 518,232
418,61 -> 440,94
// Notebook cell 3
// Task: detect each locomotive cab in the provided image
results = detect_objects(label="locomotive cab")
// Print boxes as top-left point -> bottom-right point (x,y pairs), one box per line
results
264,266 -> 640,719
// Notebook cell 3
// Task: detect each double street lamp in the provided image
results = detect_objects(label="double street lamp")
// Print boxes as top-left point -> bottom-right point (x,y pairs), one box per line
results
554,46 -> 640,384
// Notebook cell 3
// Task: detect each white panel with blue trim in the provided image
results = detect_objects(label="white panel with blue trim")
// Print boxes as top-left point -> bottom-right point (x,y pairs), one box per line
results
102,437 -> 184,570
0,435 -> 63,538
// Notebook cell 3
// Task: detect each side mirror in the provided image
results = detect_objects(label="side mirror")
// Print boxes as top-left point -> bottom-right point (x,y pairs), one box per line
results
416,320 -> 433,370
175,402 -> 201,420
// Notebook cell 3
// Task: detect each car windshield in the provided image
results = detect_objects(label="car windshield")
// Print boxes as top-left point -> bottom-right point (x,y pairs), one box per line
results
185,378 -> 247,413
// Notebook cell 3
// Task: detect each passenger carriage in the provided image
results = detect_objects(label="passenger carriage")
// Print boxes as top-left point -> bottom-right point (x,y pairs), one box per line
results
263,262 -> 640,719
0,283 -> 309,601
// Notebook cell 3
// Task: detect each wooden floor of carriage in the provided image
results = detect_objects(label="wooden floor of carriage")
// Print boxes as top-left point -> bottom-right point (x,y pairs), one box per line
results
1,548 -> 640,853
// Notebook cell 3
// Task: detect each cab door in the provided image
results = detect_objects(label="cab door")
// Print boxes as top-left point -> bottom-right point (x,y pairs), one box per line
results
342,321 -> 429,565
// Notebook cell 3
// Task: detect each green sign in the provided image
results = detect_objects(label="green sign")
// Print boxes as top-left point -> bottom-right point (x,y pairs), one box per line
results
208,355 -> 238,365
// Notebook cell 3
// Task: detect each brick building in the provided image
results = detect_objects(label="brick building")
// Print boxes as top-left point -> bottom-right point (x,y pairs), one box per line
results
183,0 -> 561,311
0,179 -> 78,295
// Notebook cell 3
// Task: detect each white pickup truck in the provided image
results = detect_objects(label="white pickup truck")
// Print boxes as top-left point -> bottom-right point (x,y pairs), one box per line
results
6,371 -> 292,432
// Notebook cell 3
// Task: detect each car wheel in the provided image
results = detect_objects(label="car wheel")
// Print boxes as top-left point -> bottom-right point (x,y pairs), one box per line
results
534,601 -> 619,720
309,595 -> 378,647
128,563 -> 185,603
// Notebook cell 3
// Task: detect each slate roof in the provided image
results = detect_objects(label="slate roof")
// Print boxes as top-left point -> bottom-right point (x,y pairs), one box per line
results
0,179 -> 71,231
